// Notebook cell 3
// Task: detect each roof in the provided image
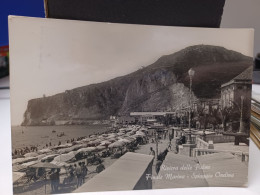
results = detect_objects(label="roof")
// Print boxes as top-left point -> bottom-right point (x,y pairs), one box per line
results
232,66 -> 253,81
221,66 -> 253,88
74,152 -> 154,192
130,112 -> 175,116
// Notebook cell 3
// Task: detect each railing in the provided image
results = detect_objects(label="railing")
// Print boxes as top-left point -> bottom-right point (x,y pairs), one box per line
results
204,134 -> 235,143
196,137 -> 214,149
193,148 -> 249,162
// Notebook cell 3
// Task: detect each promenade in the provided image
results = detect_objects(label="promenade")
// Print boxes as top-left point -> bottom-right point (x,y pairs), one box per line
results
152,138 -> 248,188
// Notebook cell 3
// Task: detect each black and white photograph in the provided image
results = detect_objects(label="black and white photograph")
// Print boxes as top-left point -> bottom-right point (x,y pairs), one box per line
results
9,16 -> 254,194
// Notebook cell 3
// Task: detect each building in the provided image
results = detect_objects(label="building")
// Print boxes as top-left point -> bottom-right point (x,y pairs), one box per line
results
130,112 -> 175,125
221,67 -> 252,108
117,116 -> 135,124
193,98 -> 220,113
220,67 -> 252,132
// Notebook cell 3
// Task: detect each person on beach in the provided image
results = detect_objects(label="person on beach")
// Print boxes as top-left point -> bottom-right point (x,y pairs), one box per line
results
81,162 -> 88,183
96,162 -> 105,173
76,162 -> 82,187
54,168 -> 60,192
149,147 -> 155,156
49,169 -> 56,192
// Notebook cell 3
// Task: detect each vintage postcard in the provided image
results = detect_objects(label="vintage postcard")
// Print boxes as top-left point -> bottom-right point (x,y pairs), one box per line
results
9,16 -> 253,194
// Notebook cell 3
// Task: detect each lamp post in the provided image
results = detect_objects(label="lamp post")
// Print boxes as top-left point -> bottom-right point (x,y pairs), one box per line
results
238,95 -> 245,134
187,68 -> 195,144
155,131 -> 158,159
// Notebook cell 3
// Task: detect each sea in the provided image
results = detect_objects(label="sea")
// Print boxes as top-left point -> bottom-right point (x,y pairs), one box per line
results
11,125 -> 109,151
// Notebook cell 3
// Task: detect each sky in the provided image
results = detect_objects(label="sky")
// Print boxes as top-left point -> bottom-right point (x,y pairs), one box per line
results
9,16 -> 254,125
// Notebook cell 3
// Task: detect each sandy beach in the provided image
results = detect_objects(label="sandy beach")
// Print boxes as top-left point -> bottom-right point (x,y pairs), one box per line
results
12,125 -> 163,195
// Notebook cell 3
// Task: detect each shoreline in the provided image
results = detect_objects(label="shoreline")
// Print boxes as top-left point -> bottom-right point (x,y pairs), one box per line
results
12,124 -> 163,195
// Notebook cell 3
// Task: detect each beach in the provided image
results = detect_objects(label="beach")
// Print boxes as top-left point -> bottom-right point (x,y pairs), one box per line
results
12,124 -> 164,194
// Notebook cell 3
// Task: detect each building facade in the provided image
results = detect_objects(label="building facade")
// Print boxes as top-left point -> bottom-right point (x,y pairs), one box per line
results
220,67 -> 252,132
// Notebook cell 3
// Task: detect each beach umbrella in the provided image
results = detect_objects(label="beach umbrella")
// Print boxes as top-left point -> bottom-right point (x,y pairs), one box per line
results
50,161 -> 69,167
41,154 -> 59,162
132,134 -> 143,138
108,141 -> 125,148
77,147 -> 97,153
13,172 -> 26,184
107,134 -> 116,139
136,131 -> 146,136
131,129 -> 138,133
90,135 -> 97,138
60,143 -> 72,148
58,148 -> 71,154
59,144 -> 83,154
125,132 -> 132,136
100,140 -> 111,146
38,148 -> 52,154
118,138 -> 131,144
70,144 -> 83,151
21,160 -> 39,168
24,152 -> 38,158
82,138 -> 91,142
74,140 -> 83,144
87,141 -> 96,146
96,145 -> 106,151
125,128 -> 132,132
12,154 -> 24,159
53,151 -> 76,162
89,137 -> 97,141
64,143 -> 73,147
107,136 -> 117,140
125,137 -> 136,141
31,161 -> 60,194
12,158 -> 25,165
31,162 -> 60,169
12,164 -> 27,172
36,154 -> 47,161
81,143 -> 89,148
140,128 -> 148,132
12,157 -> 38,165
92,139 -> 102,144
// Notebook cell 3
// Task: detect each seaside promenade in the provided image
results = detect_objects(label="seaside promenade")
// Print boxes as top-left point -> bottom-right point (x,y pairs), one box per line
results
151,139 -> 248,188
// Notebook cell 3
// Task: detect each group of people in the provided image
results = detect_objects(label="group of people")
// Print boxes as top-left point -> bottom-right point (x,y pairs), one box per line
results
67,162 -> 88,188
13,146 -> 38,156
49,168 -> 60,193
48,162 -> 89,193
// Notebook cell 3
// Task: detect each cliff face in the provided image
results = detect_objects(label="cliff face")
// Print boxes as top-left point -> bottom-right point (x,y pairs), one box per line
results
22,45 -> 252,126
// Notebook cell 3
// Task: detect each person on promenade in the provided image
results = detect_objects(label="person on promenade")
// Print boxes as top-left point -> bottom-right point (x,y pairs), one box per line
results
167,141 -> 172,151
149,147 -> 155,156
155,159 -> 163,175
